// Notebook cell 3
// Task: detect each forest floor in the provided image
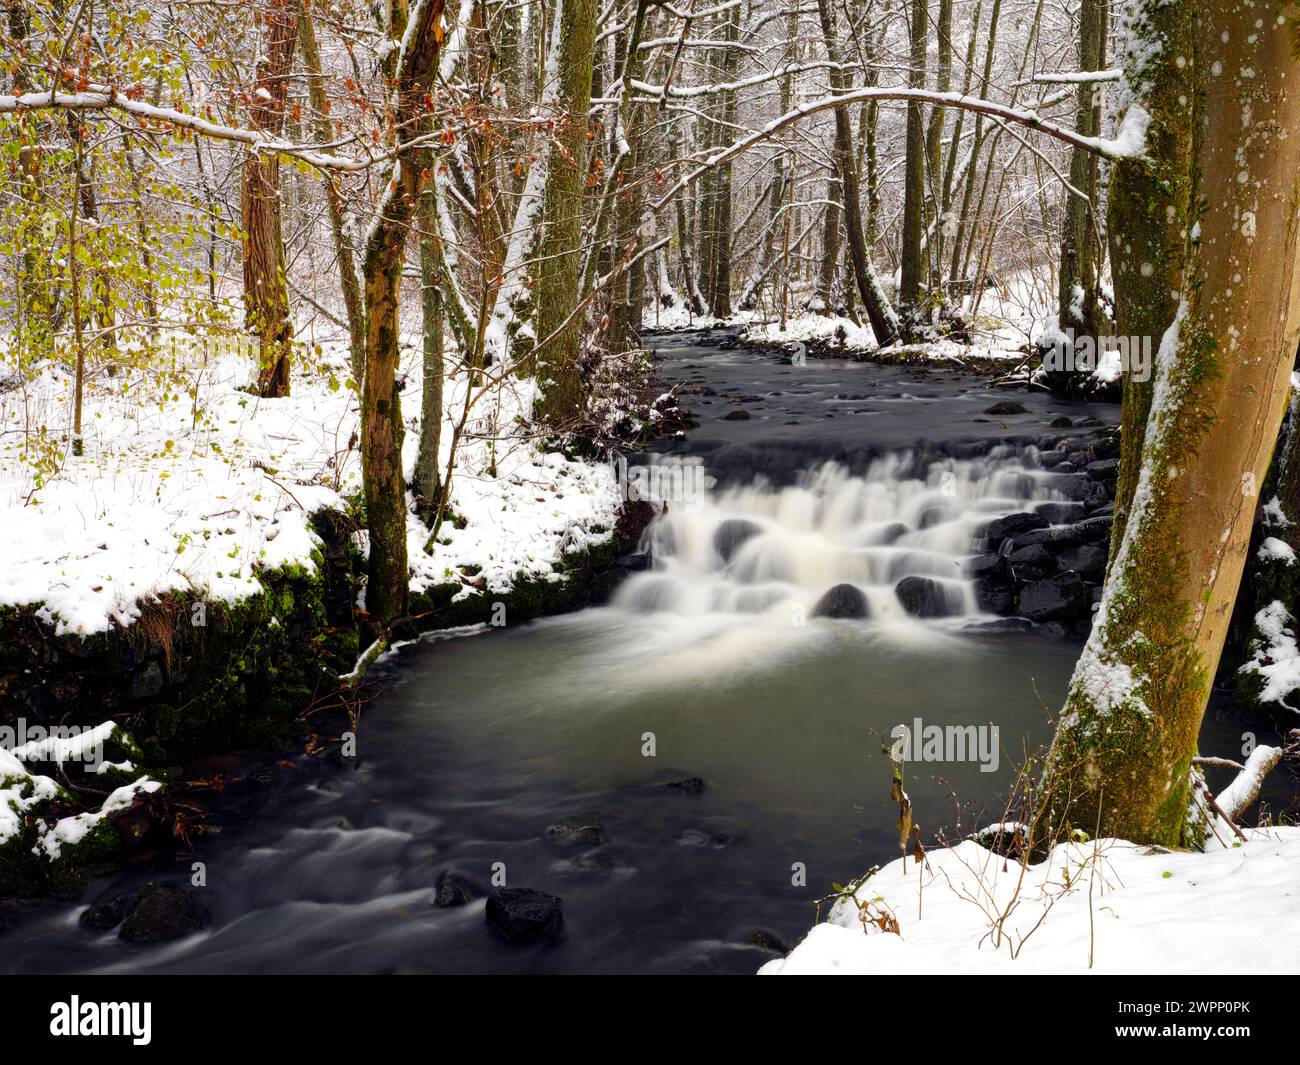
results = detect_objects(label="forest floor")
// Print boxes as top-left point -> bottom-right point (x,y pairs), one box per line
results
0,331 -> 622,637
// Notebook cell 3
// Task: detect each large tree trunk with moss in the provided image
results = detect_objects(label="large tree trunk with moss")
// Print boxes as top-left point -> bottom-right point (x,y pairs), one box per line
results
360,0 -> 448,623
530,0 -> 596,426
1106,3 -> 1195,552
243,0 -> 298,398
1036,0 -> 1300,847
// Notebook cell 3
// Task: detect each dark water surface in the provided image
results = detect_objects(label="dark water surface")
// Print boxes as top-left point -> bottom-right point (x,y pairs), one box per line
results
2,332 -> 1292,974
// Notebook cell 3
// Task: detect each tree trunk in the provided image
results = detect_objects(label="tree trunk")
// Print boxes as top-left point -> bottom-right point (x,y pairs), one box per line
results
1037,1 -> 1300,847
299,6 -> 366,385
923,0 -> 953,284
1055,0 -> 1105,343
243,0 -> 298,398
360,0 -> 449,623
898,0 -> 927,310
816,176 -> 842,315
531,0 -> 597,426
815,0 -> 897,345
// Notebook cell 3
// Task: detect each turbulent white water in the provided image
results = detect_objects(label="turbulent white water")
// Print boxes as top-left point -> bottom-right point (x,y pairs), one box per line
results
615,447 -> 1063,627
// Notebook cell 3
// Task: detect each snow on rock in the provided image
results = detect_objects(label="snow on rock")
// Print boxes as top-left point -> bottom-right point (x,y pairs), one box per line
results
0,330 -> 621,635
35,776 -> 162,860
744,315 -> 878,354
0,747 -> 58,846
1239,600 -> 1300,710
761,827 -> 1300,975
1258,536 -> 1296,566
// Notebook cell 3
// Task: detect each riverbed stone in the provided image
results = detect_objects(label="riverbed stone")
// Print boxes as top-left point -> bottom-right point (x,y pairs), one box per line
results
434,870 -> 489,908
966,553 -> 1008,580
1056,543 -> 1108,580
114,882 -> 207,943
712,518 -> 763,562
1008,542 -> 1054,569
895,576 -> 959,618
545,818 -> 609,846
485,888 -> 563,943
812,583 -> 870,619
1018,574 -> 1090,623
1087,457 -> 1120,481
1035,501 -> 1086,523
80,893 -> 132,930
980,511 -> 1048,548
973,577 -> 1017,615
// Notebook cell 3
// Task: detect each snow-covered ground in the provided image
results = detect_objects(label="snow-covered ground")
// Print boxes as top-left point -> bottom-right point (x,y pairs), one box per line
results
659,269 -> 1055,363
762,826 -> 1300,975
0,331 -> 622,635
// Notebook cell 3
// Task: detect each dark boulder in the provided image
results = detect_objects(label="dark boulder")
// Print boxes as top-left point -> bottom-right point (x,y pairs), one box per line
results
1019,574 -> 1090,623
1008,542 -> 1054,569
1052,472 -> 1097,501
984,400 -> 1028,415
812,583 -> 870,619
1057,544 -> 1108,580
485,888 -> 563,943
1087,458 -> 1120,481
868,522 -> 910,545
712,519 -> 762,562
662,776 -> 705,794
722,409 -> 751,421
1068,515 -> 1113,543
973,577 -> 1017,615
966,553 -> 1008,580
80,894 -> 131,930
115,882 -> 207,943
895,576 -> 960,618
1035,501 -> 1086,524
750,929 -> 792,954
434,870 -> 489,908
981,511 -> 1048,549
545,818 -> 609,847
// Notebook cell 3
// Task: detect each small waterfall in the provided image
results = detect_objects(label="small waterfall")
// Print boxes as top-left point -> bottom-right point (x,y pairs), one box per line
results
614,446 -> 1064,628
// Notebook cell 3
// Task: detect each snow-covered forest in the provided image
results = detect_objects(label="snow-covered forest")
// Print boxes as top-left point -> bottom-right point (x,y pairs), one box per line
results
1,0 -> 1299,992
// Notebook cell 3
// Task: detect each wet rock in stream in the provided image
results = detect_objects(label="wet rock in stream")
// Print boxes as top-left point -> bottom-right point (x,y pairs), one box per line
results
485,888 -> 564,943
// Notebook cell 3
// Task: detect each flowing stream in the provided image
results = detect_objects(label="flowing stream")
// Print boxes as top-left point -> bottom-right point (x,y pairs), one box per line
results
2,331 -> 1289,974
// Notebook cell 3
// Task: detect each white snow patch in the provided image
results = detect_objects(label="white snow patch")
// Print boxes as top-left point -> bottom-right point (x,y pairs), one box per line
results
762,827 -> 1300,974
1258,536 -> 1296,565
1239,600 -> 1300,710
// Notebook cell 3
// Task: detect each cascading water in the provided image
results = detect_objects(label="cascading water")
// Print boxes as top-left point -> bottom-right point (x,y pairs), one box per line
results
615,446 -> 1064,629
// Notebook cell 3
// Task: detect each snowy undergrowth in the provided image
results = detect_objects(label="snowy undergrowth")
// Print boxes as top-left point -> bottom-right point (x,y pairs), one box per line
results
0,724 -> 158,863
735,270 -> 1053,363
1240,601 -> 1300,711
762,826 -> 1300,975
0,329 -> 621,635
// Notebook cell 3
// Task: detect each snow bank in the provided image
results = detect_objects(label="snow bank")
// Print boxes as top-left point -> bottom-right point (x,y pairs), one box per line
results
762,827 -> 1300,975
1239,600 -> 1300,710
0,330 -> 621,634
